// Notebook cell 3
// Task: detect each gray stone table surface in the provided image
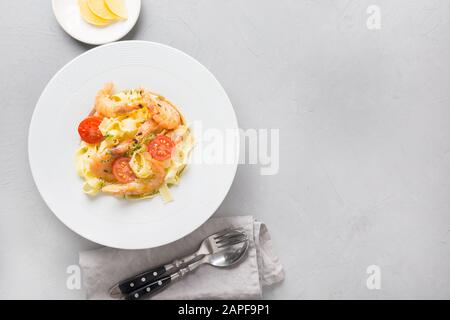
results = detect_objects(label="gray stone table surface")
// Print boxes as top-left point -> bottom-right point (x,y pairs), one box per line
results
1,0 -> 449,299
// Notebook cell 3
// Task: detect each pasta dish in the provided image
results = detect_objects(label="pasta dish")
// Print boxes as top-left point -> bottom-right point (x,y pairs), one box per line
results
75,83 -> 194,201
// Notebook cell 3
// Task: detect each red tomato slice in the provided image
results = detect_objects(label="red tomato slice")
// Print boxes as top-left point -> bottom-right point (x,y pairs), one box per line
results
112,157 -> 136,183
147,135 -> 175,161
78,116 -> 104,144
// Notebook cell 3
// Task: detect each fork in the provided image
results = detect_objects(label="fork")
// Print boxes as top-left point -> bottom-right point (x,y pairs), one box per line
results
109,227 -> 248,298
126,238 -> 249,299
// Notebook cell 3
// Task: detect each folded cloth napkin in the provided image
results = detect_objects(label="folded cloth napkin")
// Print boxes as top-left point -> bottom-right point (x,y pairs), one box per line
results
79,216 -> 284,299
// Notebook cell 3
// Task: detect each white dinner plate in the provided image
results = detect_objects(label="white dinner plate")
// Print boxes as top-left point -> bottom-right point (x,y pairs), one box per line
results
52,0 -> 141,45
28,41 -> 239,249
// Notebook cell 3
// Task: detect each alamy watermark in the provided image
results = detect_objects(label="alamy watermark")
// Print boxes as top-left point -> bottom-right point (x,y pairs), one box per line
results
188,121 -> 279,176
366,5 -> 381,30
366,265 -> 381,290
66,265 -> 81,290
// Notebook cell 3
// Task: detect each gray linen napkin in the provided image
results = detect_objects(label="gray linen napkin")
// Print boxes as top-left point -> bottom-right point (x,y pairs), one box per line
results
79,216 -> 284,299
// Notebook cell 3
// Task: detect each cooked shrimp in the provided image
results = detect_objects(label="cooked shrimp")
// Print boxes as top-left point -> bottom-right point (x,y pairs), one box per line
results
88,152 -> 116,182
151,97 -> 181,130
142,90 -> 181,129
109,141 -> 131,156
102,160 -> 166,195
109,119 -> 160,156
94,82 -> 141,118
167,125 -> 188,144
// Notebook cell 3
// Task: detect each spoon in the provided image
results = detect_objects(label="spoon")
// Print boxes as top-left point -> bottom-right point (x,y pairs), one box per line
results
125,239 -> 250,300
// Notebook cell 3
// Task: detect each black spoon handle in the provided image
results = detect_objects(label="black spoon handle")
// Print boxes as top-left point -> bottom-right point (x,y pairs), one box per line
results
117,265 -> 168,294
126,275 -> 172,300
126,259 -> 205,300
112,253 -> 201,296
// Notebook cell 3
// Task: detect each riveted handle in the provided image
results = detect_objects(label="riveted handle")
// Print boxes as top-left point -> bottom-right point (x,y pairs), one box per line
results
117,265 -> 167,294
125,258 -> 205,300
126,275 -> 172,300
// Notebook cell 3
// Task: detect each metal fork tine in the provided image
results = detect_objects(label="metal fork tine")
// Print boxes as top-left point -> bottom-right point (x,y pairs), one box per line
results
216,233 -> 248,244
216,230 -> 247,241
218,237 -> 248,249
213,227 -> 246,240
219,234 -> 248,244
211,227 -> 235,238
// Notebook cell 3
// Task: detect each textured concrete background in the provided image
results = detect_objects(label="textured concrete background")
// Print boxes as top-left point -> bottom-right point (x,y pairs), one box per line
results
1,0 -> 449,299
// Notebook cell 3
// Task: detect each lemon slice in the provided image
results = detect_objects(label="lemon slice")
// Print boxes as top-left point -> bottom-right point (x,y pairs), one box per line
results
87,0 -> 120,20
78,0 -> 111,26
105,0 -> 128,19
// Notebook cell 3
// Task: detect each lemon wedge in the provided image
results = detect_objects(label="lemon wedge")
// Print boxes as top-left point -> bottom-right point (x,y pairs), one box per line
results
87,0 -> 120,20
78,0 -> 111,26
105,0 -> 128,19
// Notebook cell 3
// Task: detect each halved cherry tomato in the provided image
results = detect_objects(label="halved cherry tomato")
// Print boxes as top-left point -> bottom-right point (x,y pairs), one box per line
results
78,116 -> 104,144
147,135 -> 175,161
112,157 -> 136,183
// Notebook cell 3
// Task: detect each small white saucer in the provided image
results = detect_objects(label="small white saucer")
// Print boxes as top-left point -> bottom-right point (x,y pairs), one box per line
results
52,0 -> 141,45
